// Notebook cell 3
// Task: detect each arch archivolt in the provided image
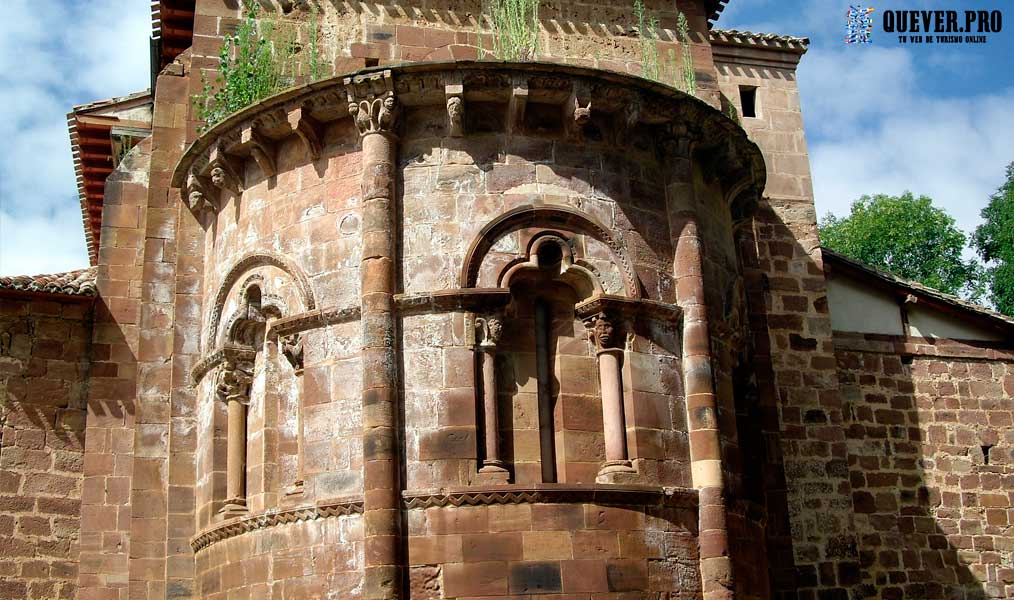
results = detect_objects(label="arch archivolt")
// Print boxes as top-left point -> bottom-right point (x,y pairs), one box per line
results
207,251 -> 315,350
461,205 -> 641,299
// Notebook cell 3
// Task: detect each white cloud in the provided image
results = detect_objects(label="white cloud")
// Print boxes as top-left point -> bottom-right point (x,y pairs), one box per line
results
0,0 -> 149,276
800,46 -> 1014,235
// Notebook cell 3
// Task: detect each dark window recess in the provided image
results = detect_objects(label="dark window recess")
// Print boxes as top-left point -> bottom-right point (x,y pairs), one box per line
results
365,58 -> 380,67
739,86 -> 757,118
982,445 -> 993,465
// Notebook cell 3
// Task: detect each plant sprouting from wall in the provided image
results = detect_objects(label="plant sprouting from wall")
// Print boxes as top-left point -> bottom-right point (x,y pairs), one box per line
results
192,0 -> 330,131
675,11 -> 696,96
487,0 -> 541,61
634,0 -> 660,82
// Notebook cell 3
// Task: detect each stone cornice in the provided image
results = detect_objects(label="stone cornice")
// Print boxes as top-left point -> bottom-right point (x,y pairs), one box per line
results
267,305 -> 362,338
575,294 -> 683,324
190,496 -> 364,552
402,483 -> 698,510
172,62 -> 766,221
394,288 -> 512,315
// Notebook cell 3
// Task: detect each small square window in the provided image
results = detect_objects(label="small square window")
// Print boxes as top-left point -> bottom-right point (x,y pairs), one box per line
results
739,86 -> 758,118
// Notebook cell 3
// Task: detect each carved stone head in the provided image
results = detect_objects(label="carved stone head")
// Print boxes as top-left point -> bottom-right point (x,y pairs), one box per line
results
447,96 -> 463,120
593,314 -> 614,348
210,165 -> 227,188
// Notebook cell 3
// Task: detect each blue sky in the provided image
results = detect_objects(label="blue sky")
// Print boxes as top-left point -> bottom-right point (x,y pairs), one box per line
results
0,0 -> 1011,275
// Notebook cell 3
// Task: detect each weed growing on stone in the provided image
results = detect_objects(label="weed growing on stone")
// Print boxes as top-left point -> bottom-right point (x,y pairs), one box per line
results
487,0 -> 541,61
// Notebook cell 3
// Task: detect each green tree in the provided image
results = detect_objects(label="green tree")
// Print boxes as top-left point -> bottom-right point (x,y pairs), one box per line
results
972,162 -> 1014,315
819,192 -> 984,300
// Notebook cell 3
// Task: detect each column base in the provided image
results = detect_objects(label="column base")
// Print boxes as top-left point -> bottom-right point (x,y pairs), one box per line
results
219,498 -> 248,519
595,460 -> 638,484
476,461 -> 511,484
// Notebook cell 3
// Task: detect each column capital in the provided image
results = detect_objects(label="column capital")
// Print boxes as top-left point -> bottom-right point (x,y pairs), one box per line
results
216,357 -> 253,404
583,312 -> 621,353
345,71 -> 399,138
475,314 -> 504,349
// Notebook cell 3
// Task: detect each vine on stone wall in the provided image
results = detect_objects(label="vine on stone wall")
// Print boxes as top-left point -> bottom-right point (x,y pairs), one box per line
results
487,0 -> 541,61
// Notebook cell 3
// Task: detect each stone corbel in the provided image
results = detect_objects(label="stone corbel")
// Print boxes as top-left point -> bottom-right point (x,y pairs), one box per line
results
240,125 -> 276,178
508,78 -> 528,135
287,104 -> 323,161
278,332 -> 305,373
184,172 -> 218,218
445,83 -> 464,137
207,145 -> 242,196
565,83 -> 593,139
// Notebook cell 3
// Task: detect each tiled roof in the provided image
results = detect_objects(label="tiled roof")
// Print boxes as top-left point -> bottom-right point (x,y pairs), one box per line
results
822,248 -> 1014,331
0,267 -> 98,298
710,28 -> 810,52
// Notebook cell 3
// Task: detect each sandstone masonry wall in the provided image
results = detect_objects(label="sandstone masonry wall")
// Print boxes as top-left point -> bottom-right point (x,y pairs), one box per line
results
0,293 -> 92,600
835,332 -> 1014,599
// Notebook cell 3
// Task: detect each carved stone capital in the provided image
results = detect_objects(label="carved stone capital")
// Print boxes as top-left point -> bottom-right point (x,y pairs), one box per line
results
475,314 -> 503,349
346,72 -> 400,138
216,354 -> 254,404
584,312 -> 619,352
659,121 -> 701,161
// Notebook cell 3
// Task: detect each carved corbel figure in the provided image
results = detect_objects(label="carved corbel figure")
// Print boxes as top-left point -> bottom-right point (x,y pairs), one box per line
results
184,172 -> 217,217
447,95 -> 464,137
279,333 -> 305,372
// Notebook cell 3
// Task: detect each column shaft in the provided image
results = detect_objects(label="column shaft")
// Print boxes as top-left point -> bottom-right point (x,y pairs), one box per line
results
359,125 -> 401,599
598,349 -> 628,463
226,399 -> 246,505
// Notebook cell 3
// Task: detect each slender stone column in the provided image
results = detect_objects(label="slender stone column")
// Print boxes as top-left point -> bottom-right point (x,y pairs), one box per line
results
475,315 -> 509,483
216,357 -> 253,517
587,313 -> 636,482
280,333 -> 305,494
675,214 -> 735,599
348,76 -> 402,600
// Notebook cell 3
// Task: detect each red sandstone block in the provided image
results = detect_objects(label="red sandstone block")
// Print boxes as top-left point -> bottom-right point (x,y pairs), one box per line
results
409,534 -> 463,565
426,506 -> 489,535
442,561 -> 508,597
584,505 -> 645,531
561,559 -> 608,593
532,504 -> 585,531
572,530 -> 620,558
462,532 -> 523,562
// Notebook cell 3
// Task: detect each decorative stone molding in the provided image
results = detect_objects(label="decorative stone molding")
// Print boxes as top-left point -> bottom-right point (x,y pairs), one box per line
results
402,484 -> 698,510
394,288 -> 512,316
575,294 -> 682,325
267,305 -> 361,338
190,497 -> 364,552
241,124 -> 276,177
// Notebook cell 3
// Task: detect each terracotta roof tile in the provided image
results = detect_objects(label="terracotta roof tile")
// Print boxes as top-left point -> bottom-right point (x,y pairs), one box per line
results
710,28 -> 810,52
0,267 -> 98,297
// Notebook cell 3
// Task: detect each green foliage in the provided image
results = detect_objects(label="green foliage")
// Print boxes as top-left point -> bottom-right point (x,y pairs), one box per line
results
192,1 -> 328,131
634,0 -> 660,81
488,0 -> 541,61
675,11 -> 696,96
820,192 -> 985,301
973,162 -> 1014,315
634,2 -> 695,95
